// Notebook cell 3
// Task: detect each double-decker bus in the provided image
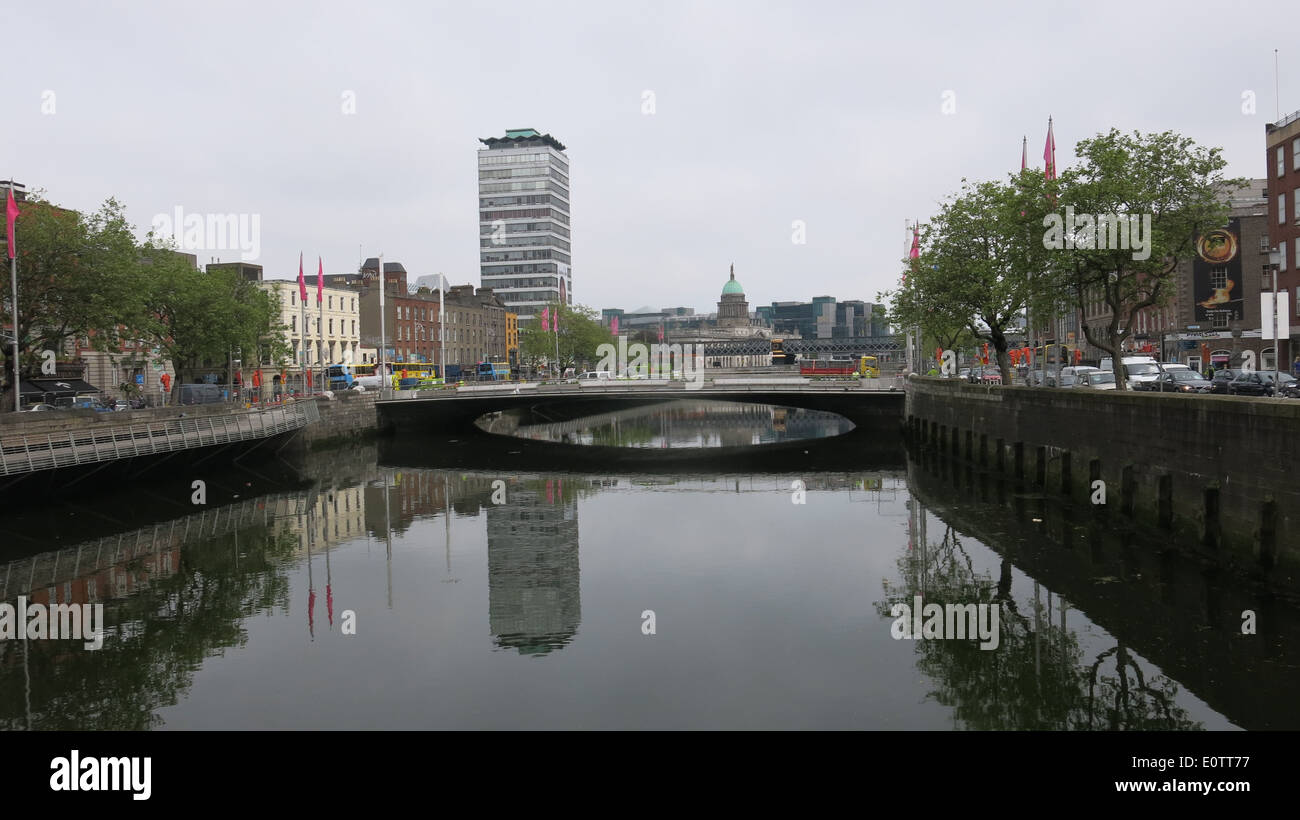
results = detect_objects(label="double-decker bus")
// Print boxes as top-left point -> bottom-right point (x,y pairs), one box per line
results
771,338 -> 795,365
390,362 -> 443,389
476,361 -> 511,381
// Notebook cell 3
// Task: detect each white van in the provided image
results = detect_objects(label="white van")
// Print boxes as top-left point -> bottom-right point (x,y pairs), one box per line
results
1100,356 -> 1160,388
573,371 -> 613,382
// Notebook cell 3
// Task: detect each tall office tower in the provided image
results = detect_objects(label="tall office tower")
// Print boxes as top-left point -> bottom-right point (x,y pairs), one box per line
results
478,128 -> 571,325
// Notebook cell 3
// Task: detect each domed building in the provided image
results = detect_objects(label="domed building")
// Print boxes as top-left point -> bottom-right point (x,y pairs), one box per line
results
717,265 -> 751,328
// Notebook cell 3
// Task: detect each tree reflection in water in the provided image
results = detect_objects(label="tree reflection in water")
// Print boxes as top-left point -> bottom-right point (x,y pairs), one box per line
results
877,508 -> 1201,731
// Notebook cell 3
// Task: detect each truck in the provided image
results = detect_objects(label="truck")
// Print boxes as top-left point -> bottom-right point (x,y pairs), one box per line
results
476,361 -> 511,381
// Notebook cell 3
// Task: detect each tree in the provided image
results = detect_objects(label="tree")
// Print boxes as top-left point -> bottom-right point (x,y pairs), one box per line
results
519,302 -> 609,375
1044,130 -> 1238,389
904,175 -> 1052,383
1,195 -> 140,390
131,242 -> 286,404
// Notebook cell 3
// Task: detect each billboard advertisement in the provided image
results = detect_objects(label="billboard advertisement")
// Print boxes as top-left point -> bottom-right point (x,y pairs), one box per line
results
1193,218 -> 1243,324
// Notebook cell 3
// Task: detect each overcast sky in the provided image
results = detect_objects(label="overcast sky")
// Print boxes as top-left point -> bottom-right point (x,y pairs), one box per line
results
7,0 -> 1297,314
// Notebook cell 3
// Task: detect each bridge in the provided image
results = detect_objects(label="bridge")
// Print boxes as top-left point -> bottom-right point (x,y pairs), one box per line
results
0,401 -> 320,480
376,377 -> 906,435
698,335 -> 905,359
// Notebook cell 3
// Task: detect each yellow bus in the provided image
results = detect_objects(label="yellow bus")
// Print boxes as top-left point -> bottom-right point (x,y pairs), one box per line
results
858,356 -> 880,378
390,362 -> 444,389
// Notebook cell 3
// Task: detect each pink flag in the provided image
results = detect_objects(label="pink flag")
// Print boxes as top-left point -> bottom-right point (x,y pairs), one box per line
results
5,188 -> 18,259
909,225 -> 920,259
657,324 -> 664,343
611,315 -> 619,335
297,252 -> 307,301
541,307 -> 549,329
552,308 -> 559,333
317,256 -> 324,304
1043,117 -> 1056,181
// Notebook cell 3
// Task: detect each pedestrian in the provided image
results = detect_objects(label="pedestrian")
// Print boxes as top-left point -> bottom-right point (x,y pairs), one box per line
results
1292,356 -> 1300,379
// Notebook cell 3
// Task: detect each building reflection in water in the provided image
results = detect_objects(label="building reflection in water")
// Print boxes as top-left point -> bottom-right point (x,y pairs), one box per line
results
485,478 -> 581,655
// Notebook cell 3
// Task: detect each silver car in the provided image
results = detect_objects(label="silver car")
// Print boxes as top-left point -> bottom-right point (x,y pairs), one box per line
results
1073,371 -> 1117,390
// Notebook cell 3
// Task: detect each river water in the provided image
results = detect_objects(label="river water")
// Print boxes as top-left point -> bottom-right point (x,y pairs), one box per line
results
1,401 -> 1295,730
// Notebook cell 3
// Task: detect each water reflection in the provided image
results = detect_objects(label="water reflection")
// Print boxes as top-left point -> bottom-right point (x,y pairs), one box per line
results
0,442 -> 1295,729
479,400 -> 855,448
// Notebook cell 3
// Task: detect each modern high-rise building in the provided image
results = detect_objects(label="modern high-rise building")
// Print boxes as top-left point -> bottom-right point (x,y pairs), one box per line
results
478,128 -> 571,325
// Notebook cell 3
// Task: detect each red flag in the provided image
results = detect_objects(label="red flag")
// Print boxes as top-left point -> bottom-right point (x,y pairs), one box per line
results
5,188 -> 18,259
306,369 -> 312,388
1043,117 -> 1056,181
317,256 -> 324,304
909,226 -> 920,259
297,252 -> 307,301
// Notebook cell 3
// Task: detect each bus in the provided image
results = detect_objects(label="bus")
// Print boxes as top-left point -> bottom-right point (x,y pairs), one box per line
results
476,361 -> 511,381
771,338 -> 795,365
327,363 -> 356,390
389,362 -> 443,390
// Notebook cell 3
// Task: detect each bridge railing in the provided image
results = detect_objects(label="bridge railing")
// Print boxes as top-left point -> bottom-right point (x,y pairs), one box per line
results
378,377 -> 905,401
0,401 -> 320,476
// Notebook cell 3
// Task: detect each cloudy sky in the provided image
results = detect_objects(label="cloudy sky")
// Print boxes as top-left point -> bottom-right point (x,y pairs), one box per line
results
7,0 -> 1297,314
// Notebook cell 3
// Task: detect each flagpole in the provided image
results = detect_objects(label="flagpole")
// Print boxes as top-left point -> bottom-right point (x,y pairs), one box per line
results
438,273 -> 445,386
7,184 -> 19,412
553,304 -> 560,379
378,253 -> 386,394
317,264 -> 324,394
298,253 -> 306,396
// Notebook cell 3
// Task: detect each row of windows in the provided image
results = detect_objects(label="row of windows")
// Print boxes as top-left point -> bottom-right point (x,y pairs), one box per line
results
1275,138 -> 1300,177
481,248 -> 571,264
479,194 -> 552,208
480,220 -> 570,238
477,166 -> 568,186
395,304 -> 500,326
287,292 -> 357,312
1276,239 -> 1300,270
479,207 -> 570,225
481,235 -> 571,251
480,276 -> 559,290
290,316 -> 358,336
493,289 -> 562,303
479,151 -> 568,174
478,164 -> 550,180
481,263 -> 558,275
478,180 -> 570,197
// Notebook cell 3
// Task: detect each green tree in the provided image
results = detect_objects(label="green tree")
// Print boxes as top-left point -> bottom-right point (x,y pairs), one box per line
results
1,194 -> 140,390
905,174 -> 1053,383
1044,129 -> 1238,389
519,302 -> 610,375
132,242 -> 286,404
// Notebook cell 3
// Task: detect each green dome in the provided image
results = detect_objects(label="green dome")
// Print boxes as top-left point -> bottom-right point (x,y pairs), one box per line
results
722,269 -> 744,295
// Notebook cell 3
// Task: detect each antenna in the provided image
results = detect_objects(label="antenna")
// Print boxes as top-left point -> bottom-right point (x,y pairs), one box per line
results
1276,48 -> 1281,120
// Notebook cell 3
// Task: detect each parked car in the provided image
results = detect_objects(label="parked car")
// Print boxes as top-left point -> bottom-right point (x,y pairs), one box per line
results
1208,369 -> 1239,394
178,383 -> 224,405
21,403 -> 57,412
1073,371 -> 1117,390
112,400 -> 131,411
1230,371 -> 1296,397
1057,365 -> 1099,388
570,371 -> 613,383
974,366 -> 1003,384
1150,371 -> 1212,393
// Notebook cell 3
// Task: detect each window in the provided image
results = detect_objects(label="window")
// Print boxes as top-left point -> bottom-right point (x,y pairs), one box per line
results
1281,193 -> 1288,225
328,318 -> 333,334
292,316 -> 297,333
1295,287 -> 1300,317
328,296 -> 333,309
1284,240 -> 1290,272
1294,138 -> 1300,172
1212,313 -> 1229,329
290,292 -> 296,306
1210,267 -> 1227,289
352,320 -> 356,335
1280,147 -> 1287,177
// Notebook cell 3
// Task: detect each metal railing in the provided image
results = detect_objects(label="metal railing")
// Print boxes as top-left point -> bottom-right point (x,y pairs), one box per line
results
379,377 -> 906,402
0,401 -> 321,476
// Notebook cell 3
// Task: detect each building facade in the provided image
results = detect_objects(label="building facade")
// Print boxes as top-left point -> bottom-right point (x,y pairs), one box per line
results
478,128 -> 571,324
260,280 -> 362,386
1266,110 -> 1300,366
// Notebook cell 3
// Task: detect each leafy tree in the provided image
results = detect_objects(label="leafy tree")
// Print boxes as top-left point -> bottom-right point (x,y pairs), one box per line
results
131,241 -> 286,403
1,194 -> 140,388
519,302 -> 609,375
1043,130 -> 1238,389
903,175 -> 1053,383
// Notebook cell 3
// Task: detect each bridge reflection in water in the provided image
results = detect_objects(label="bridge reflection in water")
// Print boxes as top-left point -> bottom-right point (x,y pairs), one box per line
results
0,433 -> 1295,729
